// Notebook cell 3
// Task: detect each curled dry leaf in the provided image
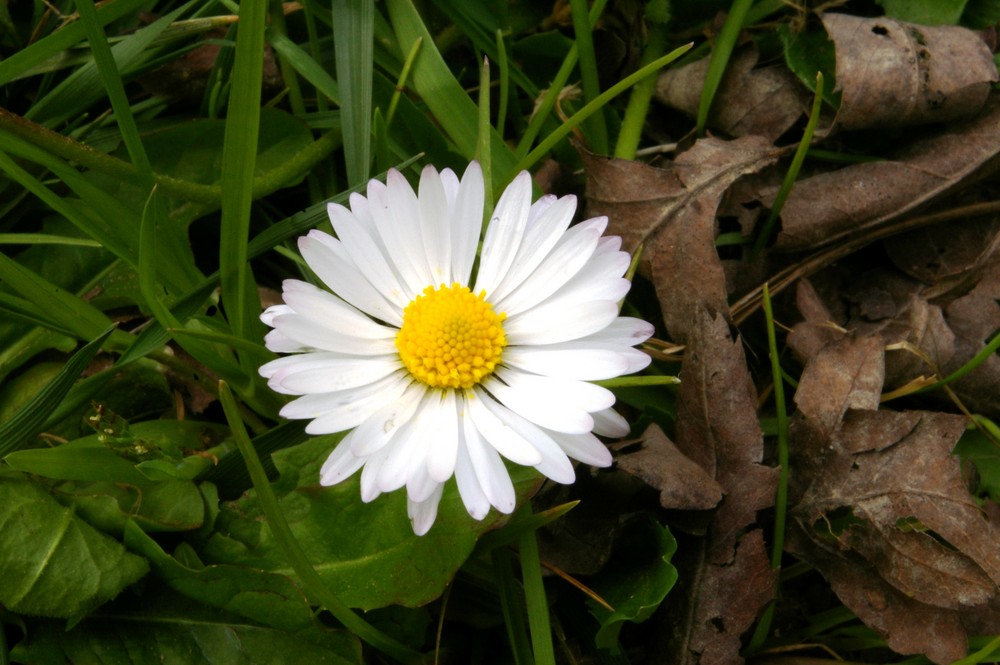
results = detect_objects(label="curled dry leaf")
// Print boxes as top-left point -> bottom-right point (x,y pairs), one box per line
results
655,46 -> 809,142
765,95 -> 1000,252
617,424 -> 723,511
822,13 -> 997,130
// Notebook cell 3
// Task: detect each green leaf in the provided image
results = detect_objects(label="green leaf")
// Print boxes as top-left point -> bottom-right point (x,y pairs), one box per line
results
588,514 -> 678,651
876,0 -> 967,25
780,24 -> 840,109
61,478 -> 207,535
333,0 -> 374,186
0,326 -> 114,457
123,521 -> 317,630
963,0 -> 1000,27
202,433 -> 541,610
0,475 -> 148,619
10,588 -> 361,665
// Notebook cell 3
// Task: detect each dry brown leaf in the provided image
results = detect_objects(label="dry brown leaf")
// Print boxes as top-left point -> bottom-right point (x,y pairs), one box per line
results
655,47 -> 809,141
582,137 -> 781,342
767,95 -> 1000,252
884,213 -> 1000,287
823,13 -> 997,130
941,260 -> 1000,416
617,424 -> 724,511
786,523 -> 969,665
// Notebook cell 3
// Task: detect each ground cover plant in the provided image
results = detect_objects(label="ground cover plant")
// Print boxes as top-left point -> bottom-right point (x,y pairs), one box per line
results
4,0 -> 1000,663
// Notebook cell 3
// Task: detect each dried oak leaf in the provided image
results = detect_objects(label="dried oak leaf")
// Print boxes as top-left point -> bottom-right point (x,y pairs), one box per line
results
582,137 -> 781,342
822,13 -> 997,130
941,260 -> 1000,416
767,95 -> 1000,252
655,46 -> 809,142
617,423 -> 723,511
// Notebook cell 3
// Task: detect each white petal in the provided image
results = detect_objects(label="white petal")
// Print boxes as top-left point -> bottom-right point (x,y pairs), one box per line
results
454,432 -> 490,519
302,372 -> 409,434
267,354 -> 400,395
577,316 -> 655,347
489,195 -> 576,303
483,375 -> 594,434
547,429 -> 613,467
451,162 -> 485,286
462,405 -> 516,513
366,176 -> 431,297
532,250 -> 630,309
375,390 -> 437,493
262,329 -> 311,354
480,395 -> 575,484
496,367 -> 616,412
426,390 -> 460,483
298,231 -> 402,326
348,381 -> 425,456
466,388 -> 543,465
281,280 -> 397,340
474,171 -> 532,294
406,460 -> 439,503
319,435 -> 367,485
326,203 -> 410,309
592,407 -> 631,438
418,165 -> 453,285
505,299 -> 619,346
440,167 -> 460,204
260,304 -> 293,327
496,217 -> 605,315
501,346 -> 630,381
269,313 -> 397,356
408,484 -> 444,535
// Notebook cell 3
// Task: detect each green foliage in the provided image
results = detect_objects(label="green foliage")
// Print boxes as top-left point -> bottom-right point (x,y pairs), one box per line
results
876,0 -> 967,25
0,475 -> 148,619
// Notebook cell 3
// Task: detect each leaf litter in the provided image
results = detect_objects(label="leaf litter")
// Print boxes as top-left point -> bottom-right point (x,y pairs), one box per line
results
581,8 -> 1000,663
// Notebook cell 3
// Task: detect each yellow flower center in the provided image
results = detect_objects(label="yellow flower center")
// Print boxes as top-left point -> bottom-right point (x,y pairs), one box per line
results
395,283 -> 507,389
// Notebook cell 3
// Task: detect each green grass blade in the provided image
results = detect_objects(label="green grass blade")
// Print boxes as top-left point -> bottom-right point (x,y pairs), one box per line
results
477,56 -> 494,215
615,20 -> 668,159
0,326 -> 114,457
519,524 -> 555,665
493,547 -> 535,665
333,0 -> 374,187
219,0 -> 268,370
569,0 -> 607,154
385,0 -> 516,187
268,31 -> 340,105
696,0 -> 754,136
0,0 -> 146,86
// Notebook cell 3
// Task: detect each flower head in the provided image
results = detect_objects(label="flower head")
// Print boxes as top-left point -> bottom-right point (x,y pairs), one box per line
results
259,163 -> 653,534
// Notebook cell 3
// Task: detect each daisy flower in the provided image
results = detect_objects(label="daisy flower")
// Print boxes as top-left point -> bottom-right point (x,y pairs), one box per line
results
259,163 -> 653,535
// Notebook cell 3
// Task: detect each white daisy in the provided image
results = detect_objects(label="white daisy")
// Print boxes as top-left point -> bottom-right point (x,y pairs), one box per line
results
259,163 -> 653,535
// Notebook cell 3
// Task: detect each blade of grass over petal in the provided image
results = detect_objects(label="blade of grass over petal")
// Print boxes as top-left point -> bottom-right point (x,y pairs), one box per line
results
333,0 -> 374,187
515,0 -> 607,159
385,0 -> 516,188
695,0 -> 753,137
615,21 -> 668,159
569,0 -> 607,154
219,0 -> 267,373
519,519 -> 555,665
493,546 -> 535,665
218,381 -> 424,664
745,282 -> 789,654
510,43 -> 692,182
477,56 -> 494,215
753,72 -> 825,254
0,326 -> 114,457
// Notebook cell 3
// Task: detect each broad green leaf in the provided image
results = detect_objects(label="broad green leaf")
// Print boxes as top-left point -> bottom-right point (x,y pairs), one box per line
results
780,24 -> 840,109
964,0 -> 1000,27
0,475 -> 148,619
588,514 -> 678,651
202,433 -> 541,610
876,0 -> 967,24
64,479 -> 206,534
6,439 -> 150,485
954,427 -> 1000,503
11,588 -> 361,665
124,521 -> 317,630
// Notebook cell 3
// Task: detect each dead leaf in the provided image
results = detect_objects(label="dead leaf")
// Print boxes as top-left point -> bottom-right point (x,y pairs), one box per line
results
617,424 -> 724,511
883,212 -> 1000,288
786,523 -> 969,665
655,46 -> 809,142
582,137 -> 781,342
941,260 -> 1000,416
822,13 -> 997,130
767,95 -> 1000,252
